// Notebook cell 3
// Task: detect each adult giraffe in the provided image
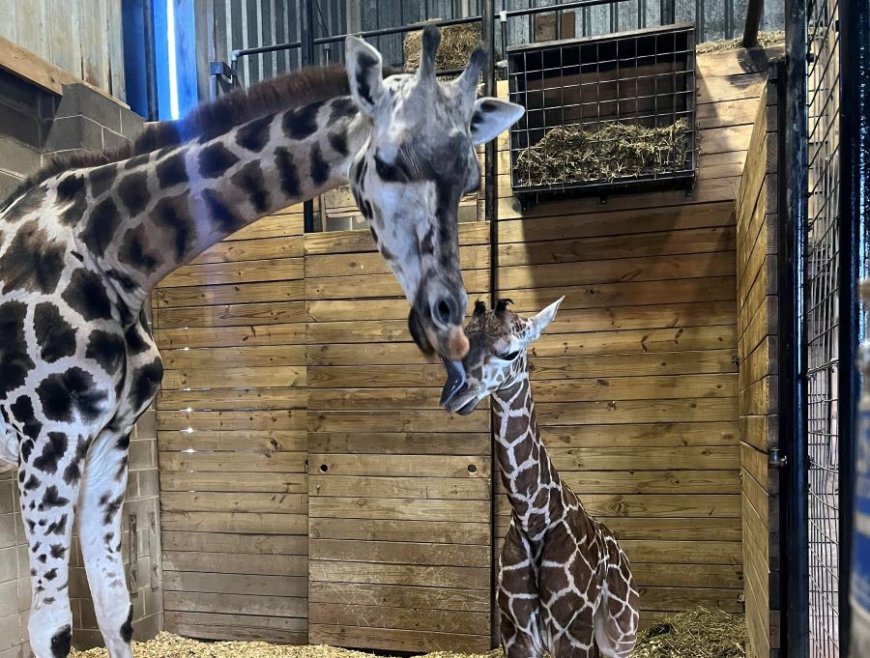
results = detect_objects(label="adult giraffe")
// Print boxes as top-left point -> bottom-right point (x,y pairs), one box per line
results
0,28 -> 523,658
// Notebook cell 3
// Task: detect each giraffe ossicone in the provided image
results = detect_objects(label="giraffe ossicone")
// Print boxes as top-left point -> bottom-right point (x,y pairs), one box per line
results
0,28 -> 521,658
444,297 -> 640,658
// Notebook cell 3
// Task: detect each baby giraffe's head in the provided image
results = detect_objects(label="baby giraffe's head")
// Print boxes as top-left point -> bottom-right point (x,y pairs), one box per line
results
441,297 -> 564,415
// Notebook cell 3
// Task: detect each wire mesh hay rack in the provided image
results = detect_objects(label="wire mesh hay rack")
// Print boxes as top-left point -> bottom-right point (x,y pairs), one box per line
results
507,23 -> 698,207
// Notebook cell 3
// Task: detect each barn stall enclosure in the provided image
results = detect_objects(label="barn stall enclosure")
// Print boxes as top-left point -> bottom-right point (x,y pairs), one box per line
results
6,0 -> 866,656
151,30 -> 779,658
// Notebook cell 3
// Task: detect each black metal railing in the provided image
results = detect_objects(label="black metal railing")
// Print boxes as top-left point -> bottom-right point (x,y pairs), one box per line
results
506,22 -> 696,205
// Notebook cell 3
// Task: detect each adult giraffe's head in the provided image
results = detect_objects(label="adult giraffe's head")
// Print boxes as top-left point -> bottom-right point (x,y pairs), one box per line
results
441,297 -> 564,414
344,27 -> 524,364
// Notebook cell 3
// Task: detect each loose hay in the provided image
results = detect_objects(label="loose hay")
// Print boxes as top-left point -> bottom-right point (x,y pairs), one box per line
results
695,31 -> 785,54
631,608 -> 748,658
70,608 -> 744,658
404,21 -> 482,71
515,119 -> 691,187
69,634 -> 501,658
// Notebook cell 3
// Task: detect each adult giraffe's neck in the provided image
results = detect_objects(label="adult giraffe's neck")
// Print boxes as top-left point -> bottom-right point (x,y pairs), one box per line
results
84,95 -> 366,309
492,371 -> 566,541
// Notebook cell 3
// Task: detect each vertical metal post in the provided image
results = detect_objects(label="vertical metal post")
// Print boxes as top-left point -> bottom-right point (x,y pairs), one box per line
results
143,0 -> 159,120
742,0 -> 764,47
483,0 -> 499,647
301,0 -> 316,233
841,0 -> 870,651
485,0 -> 499,308
660,0 -> 675,25
782,0 -> 810,653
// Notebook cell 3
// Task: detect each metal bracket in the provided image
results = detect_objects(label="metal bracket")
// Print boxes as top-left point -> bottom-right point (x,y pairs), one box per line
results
769,448 -> 788,468
209,60 -> 233,82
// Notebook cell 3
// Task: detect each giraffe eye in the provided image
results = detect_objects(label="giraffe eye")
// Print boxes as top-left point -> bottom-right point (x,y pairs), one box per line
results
497,350 -> 520,361
374,154 -> 405,182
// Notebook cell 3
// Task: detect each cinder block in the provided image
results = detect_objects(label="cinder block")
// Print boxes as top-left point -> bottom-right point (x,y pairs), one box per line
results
101,127 -> 130,153
136,409 -> 157,439
137,470 -> 160,499
71,629 -> 103,651
133,612 -> 163,641
0,70 -> 41,115
44,115 -> 104,152
57,84 -> 123,133
0,170 -> 24,201
0,138 -> 40,178
0,515 -> 17,551
0,548 -> 17,584
0,103 -> 40,148
0,614 -> 24,652
120,107 -> 145,139
0,582 -> 17,618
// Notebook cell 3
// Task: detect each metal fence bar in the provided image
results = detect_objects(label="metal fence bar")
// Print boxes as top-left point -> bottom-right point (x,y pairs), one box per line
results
840,0 -> 870,650
783,0 -> 810,649
802,0 -> 849,653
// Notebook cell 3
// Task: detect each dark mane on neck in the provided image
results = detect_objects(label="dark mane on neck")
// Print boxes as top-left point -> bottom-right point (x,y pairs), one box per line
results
1,64 -> 353,212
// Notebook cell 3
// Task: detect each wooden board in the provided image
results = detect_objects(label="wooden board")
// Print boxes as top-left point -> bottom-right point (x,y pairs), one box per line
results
735,84 -> 779,658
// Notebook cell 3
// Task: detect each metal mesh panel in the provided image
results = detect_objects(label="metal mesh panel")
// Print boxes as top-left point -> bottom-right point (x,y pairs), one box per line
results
805,0 -> 842,653
506,23 -> 696,202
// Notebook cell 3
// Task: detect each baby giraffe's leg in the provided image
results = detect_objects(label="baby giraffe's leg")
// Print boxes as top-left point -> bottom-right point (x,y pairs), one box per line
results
18,429 -> 87,658
78,429 -> 134,658
593,537 -> 639,658
499,520 -> 544,658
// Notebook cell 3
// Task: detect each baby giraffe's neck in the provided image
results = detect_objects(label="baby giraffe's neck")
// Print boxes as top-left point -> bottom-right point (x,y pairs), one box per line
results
492,370 -> 567,541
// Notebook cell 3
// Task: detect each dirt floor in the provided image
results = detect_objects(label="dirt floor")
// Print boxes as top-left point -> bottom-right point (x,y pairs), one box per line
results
70,609 -> 746,658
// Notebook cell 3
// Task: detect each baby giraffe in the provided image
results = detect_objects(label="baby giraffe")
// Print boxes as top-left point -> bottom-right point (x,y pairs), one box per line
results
441,298 -> 639,658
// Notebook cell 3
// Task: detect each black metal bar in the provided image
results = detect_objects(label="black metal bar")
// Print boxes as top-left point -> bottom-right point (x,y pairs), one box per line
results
312,0 -> 628,46
661,0 -> 675,24
301,0 -> 316,233
841,0 -> 870,650
232,40 -> 302,62
783,0 -> 810,651
143,0 -> 159,120
742,0 -> 764,47
486,0 -> 499,311
483,0 -> 499,647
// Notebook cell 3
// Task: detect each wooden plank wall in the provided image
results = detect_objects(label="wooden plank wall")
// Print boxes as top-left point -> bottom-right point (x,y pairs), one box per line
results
151,44 -> 781,652
305,223 -> 494,652
491,47 -> 779,629
0,0 -> 125,97
153,208 -> 309,644
735,82 -> 780,657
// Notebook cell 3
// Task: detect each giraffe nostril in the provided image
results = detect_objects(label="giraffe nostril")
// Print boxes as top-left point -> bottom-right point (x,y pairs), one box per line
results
433,297 -> 456,326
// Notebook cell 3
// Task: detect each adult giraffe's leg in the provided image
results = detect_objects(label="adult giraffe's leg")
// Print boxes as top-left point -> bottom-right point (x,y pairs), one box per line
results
18,429 -> 88,658
78,428 -> 134,658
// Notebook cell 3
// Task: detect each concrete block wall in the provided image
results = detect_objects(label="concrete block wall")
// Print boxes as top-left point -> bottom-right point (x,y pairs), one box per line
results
0,70 -> 163,652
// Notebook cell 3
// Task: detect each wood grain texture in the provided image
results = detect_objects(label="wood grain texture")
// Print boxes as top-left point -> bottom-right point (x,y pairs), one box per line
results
735,84 -> 780,658
151,46 -> 767,651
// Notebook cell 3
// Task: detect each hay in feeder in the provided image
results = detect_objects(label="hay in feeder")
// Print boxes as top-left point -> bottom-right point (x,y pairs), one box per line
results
404,21 -> 482,71
695,30 -> 785,54
515,119 -> 691,187
631,608 -> 748,658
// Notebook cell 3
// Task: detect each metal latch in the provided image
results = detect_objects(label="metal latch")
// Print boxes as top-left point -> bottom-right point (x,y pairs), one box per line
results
769,448 -> 787,468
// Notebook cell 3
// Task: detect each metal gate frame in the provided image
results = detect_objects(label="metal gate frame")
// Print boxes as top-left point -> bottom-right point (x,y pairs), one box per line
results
780,0 -> 869,653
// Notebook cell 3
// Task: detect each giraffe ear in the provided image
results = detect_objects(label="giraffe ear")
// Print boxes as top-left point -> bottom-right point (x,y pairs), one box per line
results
526,297 -> 564,342
346,36 -> 386,117
470,98 -> 525,145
